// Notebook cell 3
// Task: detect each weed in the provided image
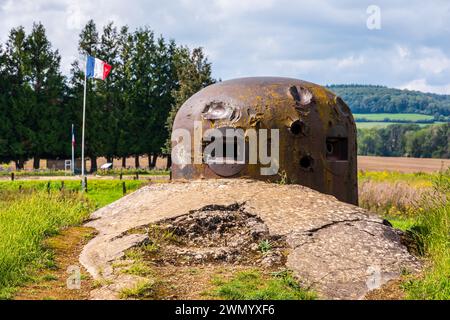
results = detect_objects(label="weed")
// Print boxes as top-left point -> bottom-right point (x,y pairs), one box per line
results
119,279 -> 156,299
258,240 -> 272,254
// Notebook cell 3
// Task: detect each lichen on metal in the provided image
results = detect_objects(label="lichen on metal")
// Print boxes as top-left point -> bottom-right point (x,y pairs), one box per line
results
171,77 -> 358,205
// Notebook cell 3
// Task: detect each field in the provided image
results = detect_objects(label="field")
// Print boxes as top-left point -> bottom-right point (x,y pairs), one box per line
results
0,168 -> 449,300
358,156 -> 450,173
353,113 -> 447,129
0,180 -> 145,298
354,113 -> 435,122
359,169 -> 450,299
355,122 -> 434,129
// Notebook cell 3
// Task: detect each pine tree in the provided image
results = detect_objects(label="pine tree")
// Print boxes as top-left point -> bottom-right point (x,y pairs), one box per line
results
97,22 -> 120,166
163,46 -> 215,155
69,19 -> 102,172
128,28 -> 157,168
115,26 -> 135,167
0,44 -> 10,163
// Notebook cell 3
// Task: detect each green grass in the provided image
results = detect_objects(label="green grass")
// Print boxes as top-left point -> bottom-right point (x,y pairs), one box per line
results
0,169 -> 70,177
208,270 -> 316,300
353,113 -> 441,129
0,167 -> 170,177
0,192 -> 93,299
0,179 -> 145,208
402,203 -> 450,299
358,170 -> 437,188
95,168 -> 169,176
0,179 -> 146,299
354,113 -> 435,122
119,279 -> 157,299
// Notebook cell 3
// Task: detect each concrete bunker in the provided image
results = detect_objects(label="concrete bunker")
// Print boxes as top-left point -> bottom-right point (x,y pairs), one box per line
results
171,77 -> 358,205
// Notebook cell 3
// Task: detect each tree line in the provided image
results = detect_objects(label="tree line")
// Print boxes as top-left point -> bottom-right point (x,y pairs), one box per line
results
329,84 -> 450,118
0,20 -> 215,170
358,123 -> 449,158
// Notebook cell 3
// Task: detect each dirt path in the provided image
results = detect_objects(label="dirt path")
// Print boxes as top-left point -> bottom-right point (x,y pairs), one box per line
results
80,179 -> 421,300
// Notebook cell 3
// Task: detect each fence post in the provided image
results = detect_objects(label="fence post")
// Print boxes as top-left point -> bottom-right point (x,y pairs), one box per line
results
122,181 -> 126,195
84,177 -> 88,192
120,171 -> 123,180
60,181 -> 65,191
47,181 -> 51,194
11,172 -> 14,181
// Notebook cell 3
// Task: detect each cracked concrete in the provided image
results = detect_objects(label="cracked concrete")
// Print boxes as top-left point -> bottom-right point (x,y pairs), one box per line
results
79,179 -> 420,300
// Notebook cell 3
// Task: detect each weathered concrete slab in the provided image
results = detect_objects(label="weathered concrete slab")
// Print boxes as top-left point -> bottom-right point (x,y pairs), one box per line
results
80,179 -> 420,299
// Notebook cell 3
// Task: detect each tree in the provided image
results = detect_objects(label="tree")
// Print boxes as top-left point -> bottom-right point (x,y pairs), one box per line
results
2,27 -> 31,169
97,22 -> 120,165
115,26 -> 135,167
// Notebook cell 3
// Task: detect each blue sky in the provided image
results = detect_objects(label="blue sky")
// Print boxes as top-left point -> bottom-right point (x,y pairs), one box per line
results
1,0 -> 450,94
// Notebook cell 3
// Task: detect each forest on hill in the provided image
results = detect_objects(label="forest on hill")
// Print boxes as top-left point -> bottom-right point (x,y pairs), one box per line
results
328,84 -> 450,118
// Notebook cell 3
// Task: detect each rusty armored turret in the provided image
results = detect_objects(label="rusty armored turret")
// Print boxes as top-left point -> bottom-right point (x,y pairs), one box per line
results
171,77 -> 358,205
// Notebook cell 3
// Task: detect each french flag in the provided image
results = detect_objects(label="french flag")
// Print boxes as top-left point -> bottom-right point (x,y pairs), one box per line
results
72,124 -> 75,147
86,55 -> 112,80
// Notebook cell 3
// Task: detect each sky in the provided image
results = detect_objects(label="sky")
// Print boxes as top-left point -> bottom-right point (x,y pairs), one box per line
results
1,0 -> 450,94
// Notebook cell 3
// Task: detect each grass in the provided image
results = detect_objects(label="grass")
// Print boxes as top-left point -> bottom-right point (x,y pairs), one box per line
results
0,170 -> 70,177
354,113 -> 435,122
121,262 -> 154,277
119,279 -> 157,299
0,179 -> 145,208
0,167 -> 170,177
359,171 -> 436,187
95,168 -> 169,176
359,169 -> 450,299
258,240 -> 272,254
355,122 -> 435,129
402,203 -> 450,299
207,269 -> 316,300
0,178 -> 146,299
0,192 -> 93,299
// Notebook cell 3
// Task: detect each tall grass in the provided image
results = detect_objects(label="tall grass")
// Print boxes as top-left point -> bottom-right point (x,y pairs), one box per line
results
402,173 -> 450,299
0,179 -> 146,299
0,192 -> 93,299
0,179 -> 145,208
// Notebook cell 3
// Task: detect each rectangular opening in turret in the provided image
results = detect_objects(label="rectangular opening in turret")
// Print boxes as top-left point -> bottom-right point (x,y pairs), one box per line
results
326,137 -> 348,161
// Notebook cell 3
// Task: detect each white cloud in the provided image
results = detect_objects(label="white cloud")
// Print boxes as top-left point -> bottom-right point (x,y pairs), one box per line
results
0,0 -> 449,94
399,79 -> 450,95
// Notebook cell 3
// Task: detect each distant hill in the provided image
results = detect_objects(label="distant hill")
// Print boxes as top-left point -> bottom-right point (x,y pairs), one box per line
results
327,84 -> 450,118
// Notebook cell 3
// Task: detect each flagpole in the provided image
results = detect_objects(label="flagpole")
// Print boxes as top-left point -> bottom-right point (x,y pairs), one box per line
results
71,123 -> 75,174
81,55 -> 87,190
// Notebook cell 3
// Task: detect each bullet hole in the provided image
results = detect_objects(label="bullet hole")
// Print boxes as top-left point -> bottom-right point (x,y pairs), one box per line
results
289,86 -> 313,106
290,120 -> 304,135
326,137 -> 348,161
326,141 -> 334,154
300,156 -> 314,170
